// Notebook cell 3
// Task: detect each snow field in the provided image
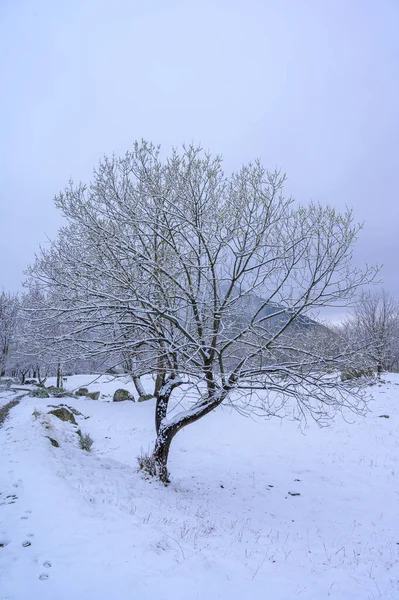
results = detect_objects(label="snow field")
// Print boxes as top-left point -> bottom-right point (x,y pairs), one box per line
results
0,374 -> 398,599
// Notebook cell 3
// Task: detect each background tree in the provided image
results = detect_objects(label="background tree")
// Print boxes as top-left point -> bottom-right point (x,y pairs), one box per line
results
27,142 -> 377,482
345,289 -> 399,376
15,286 -> 75,385
0,291 -> 19,377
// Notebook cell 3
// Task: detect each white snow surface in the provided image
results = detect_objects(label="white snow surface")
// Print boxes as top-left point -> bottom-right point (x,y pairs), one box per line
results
1,373 -> 399,599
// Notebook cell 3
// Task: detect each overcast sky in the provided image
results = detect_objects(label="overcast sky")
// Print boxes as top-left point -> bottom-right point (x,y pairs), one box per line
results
1,0 -> 398,307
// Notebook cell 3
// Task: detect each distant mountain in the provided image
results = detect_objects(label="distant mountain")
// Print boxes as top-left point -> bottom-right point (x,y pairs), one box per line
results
236,292 -> 325,334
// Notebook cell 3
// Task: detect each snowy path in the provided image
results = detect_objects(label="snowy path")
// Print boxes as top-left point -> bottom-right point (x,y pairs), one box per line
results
1,376 -> 399,599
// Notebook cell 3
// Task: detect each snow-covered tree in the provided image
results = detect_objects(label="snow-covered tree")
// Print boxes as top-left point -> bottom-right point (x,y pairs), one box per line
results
27,142 -> 377,482
14,286 -> 76,384
0,291 -> 20,377
345,289 -> 399,376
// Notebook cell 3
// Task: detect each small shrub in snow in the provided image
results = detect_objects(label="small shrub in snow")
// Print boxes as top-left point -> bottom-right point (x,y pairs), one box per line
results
46,385 -> 64,394
40,416 -> 52,431
340,368 -> 374,382
30,388 -> 50,398
46,436 -> 59,448
137,451 -> 159,480
46,386 -> 74,398
32,408 -> 41,420
77,431 -> 94,451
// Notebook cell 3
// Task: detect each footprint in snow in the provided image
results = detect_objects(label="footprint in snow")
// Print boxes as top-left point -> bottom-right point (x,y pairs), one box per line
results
43,560 -> 51,568
0,494 -> 18,506
39,573 -> 49,580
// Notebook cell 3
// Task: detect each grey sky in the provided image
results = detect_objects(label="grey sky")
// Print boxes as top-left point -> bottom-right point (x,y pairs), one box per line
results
1,0 -> 398,305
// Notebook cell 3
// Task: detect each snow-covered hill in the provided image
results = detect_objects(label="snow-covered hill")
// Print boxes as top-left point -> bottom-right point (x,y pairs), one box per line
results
0,374 -> 398,599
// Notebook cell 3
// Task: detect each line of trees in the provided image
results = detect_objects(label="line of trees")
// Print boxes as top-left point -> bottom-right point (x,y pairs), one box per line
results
0,289 -> 105,383
4,287 -> 396,385
1,142 -> 395,482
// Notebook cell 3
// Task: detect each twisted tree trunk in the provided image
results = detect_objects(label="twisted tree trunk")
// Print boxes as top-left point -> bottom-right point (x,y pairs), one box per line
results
151,384 -> 230,484
152,425 -> 176,484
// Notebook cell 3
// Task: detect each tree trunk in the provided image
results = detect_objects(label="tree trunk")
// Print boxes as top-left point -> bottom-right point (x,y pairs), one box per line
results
148,375 -> 185,483
0,351 -> 7,377
37,367 -> 47,388
132,375 -> 145,398
1,345 -> 9,377
151,385 -> 230,484
56,362 -> 63,388
152,425 -> 176,484
154,371 -> 165,398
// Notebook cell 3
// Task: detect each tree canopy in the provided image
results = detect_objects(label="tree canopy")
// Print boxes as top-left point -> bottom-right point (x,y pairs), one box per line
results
27,142 -> 377,482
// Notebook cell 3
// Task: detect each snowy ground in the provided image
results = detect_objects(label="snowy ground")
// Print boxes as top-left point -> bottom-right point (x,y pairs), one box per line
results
0,374 -> 398,600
